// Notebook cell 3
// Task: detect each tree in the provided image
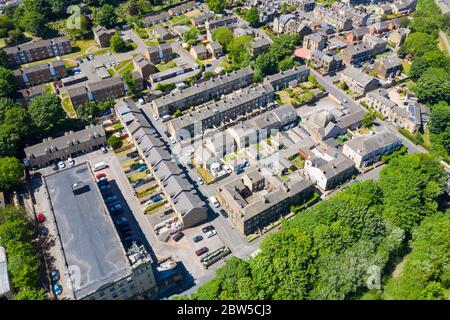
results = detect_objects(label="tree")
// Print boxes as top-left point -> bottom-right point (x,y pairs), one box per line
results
77,101 -> 99,123
416,68 -> 450,105
255,52 -> 277,76
383,212 -> 450,300
46,0 -> 73,16
409,57 -> 429,80
278,56 -> 295,71
95,4 -> 117,28
108,135 -> 122,149
207,0 -> 225,13
19,11 -> 47,37
3,107 -> 32,140
122,70 -> 139,97
398,32 -> 436,58
0,14 -> 13,38
109,33 -> 130,52
429,101 -> 450,135
0,157 -> 24,191
0,50 -> 8,67
14,287 -> 46,300
28,93 -> 65,132
0,125 -> 20,157
0,66 -> 16,98
227,35 -> 252,66
183,28 -> 200,45
361,111 -> 376,128
212,28 -> 234,51
379,153 -> 446,231
0,97 -> 20,122
243,7 -> 259,27
399,16 -> 410,28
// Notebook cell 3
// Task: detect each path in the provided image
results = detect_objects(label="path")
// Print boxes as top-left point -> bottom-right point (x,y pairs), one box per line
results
439,31 -> 450,55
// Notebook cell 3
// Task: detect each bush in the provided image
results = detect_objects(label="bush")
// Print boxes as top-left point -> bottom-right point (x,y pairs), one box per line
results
108,135 -> 123,149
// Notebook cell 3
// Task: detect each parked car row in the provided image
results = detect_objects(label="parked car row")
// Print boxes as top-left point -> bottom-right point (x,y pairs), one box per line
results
51,157 -> 75,171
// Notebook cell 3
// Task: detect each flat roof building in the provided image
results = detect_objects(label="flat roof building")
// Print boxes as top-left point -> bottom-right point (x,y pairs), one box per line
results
44,163 -> 157,300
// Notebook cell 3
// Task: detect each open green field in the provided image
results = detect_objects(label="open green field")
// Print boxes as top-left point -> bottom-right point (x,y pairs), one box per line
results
156,61 -> 177,72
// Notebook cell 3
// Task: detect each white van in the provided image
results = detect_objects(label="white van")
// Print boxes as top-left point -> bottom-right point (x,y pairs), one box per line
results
209,196 -> 220,208
94,162 -> 108,171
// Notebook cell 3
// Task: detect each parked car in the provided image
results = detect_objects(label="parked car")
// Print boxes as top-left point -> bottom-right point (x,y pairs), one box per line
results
153,114 -> 159,121
52,162 -> 59,171
130,163 -> 141,170
193,235 -> 203,243
126,151 -> 138,158
97,177 -> 108,186
68,157 -> 75,167
100,184 -> 111,191
209,196 -> 220,208
120,224 -> 132,232
122,230 -> 133,237
51,269 -> 59,282
101,146 -> 108,153
202,225 -> 214,233
132,179 -> 145,188
96,173 -> 107,180
205,229 -> 217,238
170,137 -> 176,144
105,195 -> 117,204
53,284 -> 62,295
40,226 -> 48,238
173,231 -> 184,242
58,161 -> 65,169
124,235 -> 135,242
195,247 -> 209,256
115,217 -> 128,225
223,165 -> 232,174
37,212 -> 45,223
109,204 -> 123,214
219,209 -> 229,218
197,176 -> 204,185
137,165 -> 148,172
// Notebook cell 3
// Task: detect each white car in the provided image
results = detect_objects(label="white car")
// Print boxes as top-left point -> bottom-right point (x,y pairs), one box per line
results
170,137 -> 176,144
58,161 -> 65,169
209,196 -> 220,208
197,177 -> 204,185
67,157 -> 75,167
153,114 -> 159,121
223,165 -> 232,174
205,229 -> 217,238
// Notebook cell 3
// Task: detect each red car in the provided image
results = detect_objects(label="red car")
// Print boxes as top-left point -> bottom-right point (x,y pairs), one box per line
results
96,173 -> 107,180
37,212 -> 45,223
195,247 -> 209,256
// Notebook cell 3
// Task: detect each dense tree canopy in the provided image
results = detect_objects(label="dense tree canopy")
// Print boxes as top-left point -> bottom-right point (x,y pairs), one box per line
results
213,28 -> 234,51
0,157 -> 24,191
415,68 -> 450,105
383,212 -> 450,299
95,4 -> 117,28
207,0 -> 225,14
28,93 -> 65,132
0,66 -> 16,98
243,7 -> 259,27
183,28 -> 200,45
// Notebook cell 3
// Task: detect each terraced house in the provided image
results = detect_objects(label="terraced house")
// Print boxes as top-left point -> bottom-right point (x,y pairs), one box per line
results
13,60 -> 66,89
168,83 -> 275,140
3,37 -> 71,66
67,77 -> 126,108
151,67 -> 254,116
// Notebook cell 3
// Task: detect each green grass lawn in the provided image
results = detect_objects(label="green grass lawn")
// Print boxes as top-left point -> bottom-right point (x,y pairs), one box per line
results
402,60 -> 411,75
289,155 -> 305,169
156,61 -> 177,72
61,94 -> 77,118
136,184 -> 159,198
119,62 -> 134,76
144,201 -> 165,215
114,59 -> 132,71
129,171 -> 148,183
122,158 -> 139,168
